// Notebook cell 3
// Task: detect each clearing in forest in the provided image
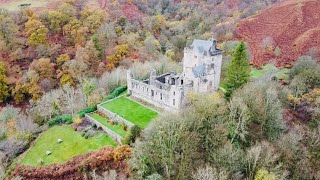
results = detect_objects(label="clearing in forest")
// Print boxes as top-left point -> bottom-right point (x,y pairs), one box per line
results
21,125 -> 116,166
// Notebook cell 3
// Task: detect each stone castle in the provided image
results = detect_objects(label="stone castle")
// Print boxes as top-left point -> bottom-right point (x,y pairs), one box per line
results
127,39 -> 223,111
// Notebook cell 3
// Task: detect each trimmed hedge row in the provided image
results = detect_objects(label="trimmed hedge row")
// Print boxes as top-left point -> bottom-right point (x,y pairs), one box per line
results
48,85 -> 127,126
77,106 -> 97,118
48,114 -> 73,126
104,86 -> 127,101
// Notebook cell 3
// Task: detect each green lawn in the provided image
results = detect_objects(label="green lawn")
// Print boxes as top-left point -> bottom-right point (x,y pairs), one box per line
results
89,113 -> 128,137
102,97 -> 158,128
21,125 -> 116,166
220,64 -> 289,88
251,64 -> 289,80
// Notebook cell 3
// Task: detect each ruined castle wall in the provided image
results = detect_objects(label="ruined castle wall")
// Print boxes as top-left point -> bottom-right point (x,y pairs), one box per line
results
128,78 -> 183,111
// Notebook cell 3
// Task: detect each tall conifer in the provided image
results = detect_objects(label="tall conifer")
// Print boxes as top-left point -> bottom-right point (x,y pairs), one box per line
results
225,42 -> 250,99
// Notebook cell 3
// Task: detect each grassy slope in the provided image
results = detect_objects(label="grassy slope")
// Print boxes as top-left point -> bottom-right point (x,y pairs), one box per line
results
102,97 -> 158,128
220,64 -> 289,88
250,64 -> 289,79
21,125 -> 116,166
0,0 -> 49,11
89,113 -> 128,137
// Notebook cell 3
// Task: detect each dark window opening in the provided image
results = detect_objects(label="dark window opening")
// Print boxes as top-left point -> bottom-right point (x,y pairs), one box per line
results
160,93 -> 162,100
151,90 -> 154,97
173,99 -> 175,106
181,80 -> 183,85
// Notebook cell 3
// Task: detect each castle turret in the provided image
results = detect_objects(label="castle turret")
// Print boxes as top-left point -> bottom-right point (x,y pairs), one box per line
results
149,69 -> 157,86
127,70 -> 133,95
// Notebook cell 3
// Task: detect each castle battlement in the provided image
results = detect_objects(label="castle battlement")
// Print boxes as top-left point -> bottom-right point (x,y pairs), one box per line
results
127,39 -> 223,111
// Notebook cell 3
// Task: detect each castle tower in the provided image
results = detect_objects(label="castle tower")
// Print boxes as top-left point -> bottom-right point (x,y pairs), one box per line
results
127,70 -> 133,95
182,39 -> 222,93
149,69 -> 157,86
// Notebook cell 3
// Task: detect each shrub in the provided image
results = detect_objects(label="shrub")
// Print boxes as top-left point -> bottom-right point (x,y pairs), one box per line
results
122,125 -> 141,145
0,127 -> 7,141
48,114 -> 73,126
0,105 -> 20,122
103,85 -> 127,101
77,106 -> 97,118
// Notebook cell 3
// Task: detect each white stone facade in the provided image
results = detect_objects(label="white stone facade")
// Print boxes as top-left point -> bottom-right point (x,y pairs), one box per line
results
127,39 -> 223,111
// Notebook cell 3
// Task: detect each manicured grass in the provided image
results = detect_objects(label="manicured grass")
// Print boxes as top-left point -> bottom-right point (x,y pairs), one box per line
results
89,113 -> 128,138
21,125 -> 116,166
102,97 -> 158,128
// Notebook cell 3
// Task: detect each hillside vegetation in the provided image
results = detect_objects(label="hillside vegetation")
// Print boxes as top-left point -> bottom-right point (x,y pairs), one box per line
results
237,0 -> 320,67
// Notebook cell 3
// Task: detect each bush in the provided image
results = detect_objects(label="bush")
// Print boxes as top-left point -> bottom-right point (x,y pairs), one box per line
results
48,114 -> 73,126
103,85 -> 127,101
0,127 -> 7,141
122,125 -> 141,145
77,106 -> 97,118
0,105 -> 20,122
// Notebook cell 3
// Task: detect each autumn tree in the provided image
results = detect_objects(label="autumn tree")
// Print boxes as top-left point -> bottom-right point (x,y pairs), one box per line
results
63,19 -> 85,45
224,42 -> 250,99
25,14 -> 49,46
29,58 -> 55,82
0,9 -> 18,50
80,7 -> 106,33
47,10 -> 70,33
106,44 -> 129,71
56,54 -> 70,67
12,79 -> 29,103
75,40 -> 100,75
0,62 -> 10,102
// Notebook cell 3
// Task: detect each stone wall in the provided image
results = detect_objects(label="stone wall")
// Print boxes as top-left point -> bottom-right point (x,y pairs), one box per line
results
128,79 -> 183,111
85,114 -> 123,144
97,105 -> 135,128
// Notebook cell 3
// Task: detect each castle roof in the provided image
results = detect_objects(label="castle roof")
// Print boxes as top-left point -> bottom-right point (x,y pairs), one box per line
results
190,39 -> 222,55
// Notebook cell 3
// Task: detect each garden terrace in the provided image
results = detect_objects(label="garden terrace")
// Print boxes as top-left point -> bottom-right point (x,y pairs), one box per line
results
88,112 -> 128,138
21,126 -> 116,166
100,97 -> 158,129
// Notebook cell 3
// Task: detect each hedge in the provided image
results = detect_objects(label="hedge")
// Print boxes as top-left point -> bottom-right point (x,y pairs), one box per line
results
104,86 -> 127,101
77,106 -> 97,118
48,114 -> 73,126
47,86 -> 127,126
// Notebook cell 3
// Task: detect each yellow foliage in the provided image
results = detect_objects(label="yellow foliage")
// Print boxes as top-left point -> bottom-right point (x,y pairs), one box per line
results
106,44 -> 129,71
27,26 -> 48,46
254,169 -> 276,180
60,73 -> 75,87
113,145 -> 131,161
12,80 -> 28,104
57,54 -> 70,67
73,116 -> 83,125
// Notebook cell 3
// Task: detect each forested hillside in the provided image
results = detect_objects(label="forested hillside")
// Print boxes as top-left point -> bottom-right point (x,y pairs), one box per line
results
237,0 -> 320,67
0,0 -> 280,105
2,0 -> 320,180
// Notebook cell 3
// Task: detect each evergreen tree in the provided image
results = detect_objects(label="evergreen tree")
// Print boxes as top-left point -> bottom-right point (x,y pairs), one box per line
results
225,42 -> 250,99
0,62 -> 10,102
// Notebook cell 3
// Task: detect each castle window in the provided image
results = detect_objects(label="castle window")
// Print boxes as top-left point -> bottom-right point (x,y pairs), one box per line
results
173,91 -> 175,96
160,86 -> 162,89
181,80 -> 183,85
160,93 -> 163,100
194,55 -> 197,59
173,99 -> 175,106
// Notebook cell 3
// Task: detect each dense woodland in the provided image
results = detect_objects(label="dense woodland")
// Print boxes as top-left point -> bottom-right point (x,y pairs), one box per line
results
0,0 -> 319,179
